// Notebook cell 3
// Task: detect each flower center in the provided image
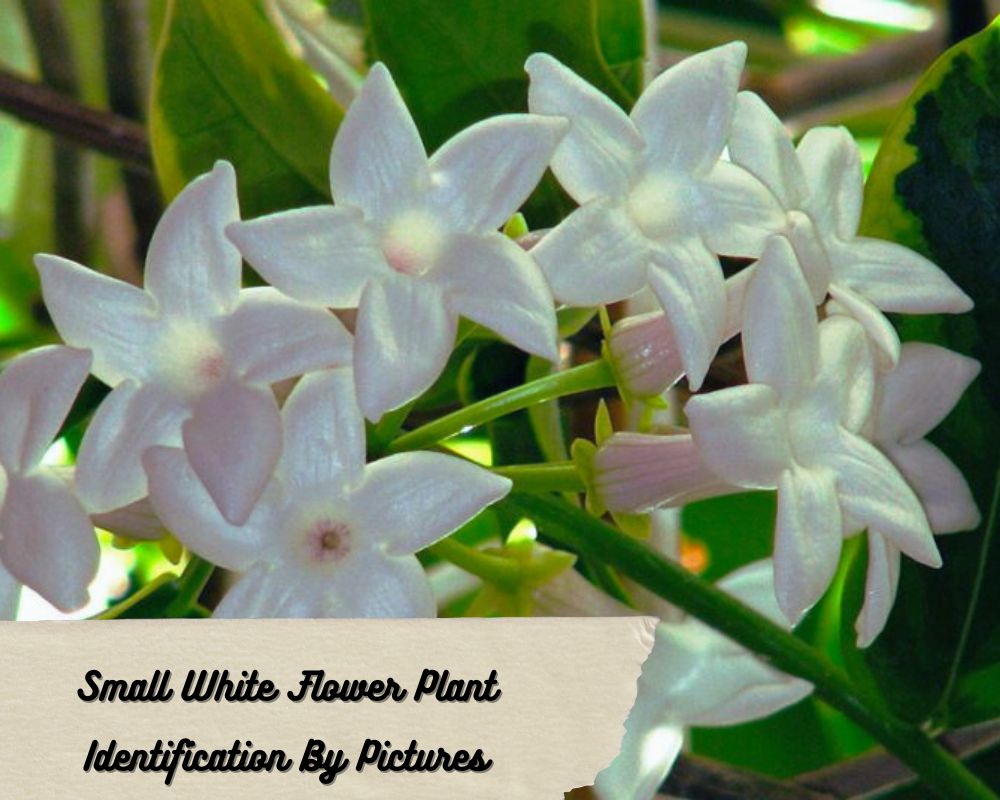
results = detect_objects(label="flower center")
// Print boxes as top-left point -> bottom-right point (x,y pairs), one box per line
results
155,319 -> 229,398
380,209 -> 444,275
306,520 -> 352,564
625,173 -> 687,240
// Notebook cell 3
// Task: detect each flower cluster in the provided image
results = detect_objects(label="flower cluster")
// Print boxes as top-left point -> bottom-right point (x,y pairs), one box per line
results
0,39 -> 981,799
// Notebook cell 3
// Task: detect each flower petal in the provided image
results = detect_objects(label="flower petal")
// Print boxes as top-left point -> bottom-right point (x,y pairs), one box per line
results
350,452 -> 510,555
75,381 -> 188,513
525,52 -> 642,203
216,287 -> 353,384
225,206 -> 389,308
279,367 -> 366,493
211,560 -> 322,618
145,160 -> 241,316
632,42 -> 746,174
34,254 -> 158,385
321,551 -> 437,617
0,563 -> 21,620
742,235 -> 818,394
437,233 -> 558,361
143,445 -> 278,571
651,622 -> 810,727
353,276 -> 457,421
715,559 -> 789,628
531,199 -> 650,306
774,466 -> 842,623
886,440 -> 981,534
826,283 -> 900,370
647,237 -> 726,390
216,551 -> 435,619
428,114 -> 567,231
877,342 -> 980,443
856,532 -> 901,648
832,236 -> 973,314
815,314 -> 876,434
593,707 -> 682,800
686,384 -> 791,488
91,496 -> 168,542
329,62 -> 429,219
182,381 -> 282,526
593,432 -> 735,513
797,126 -> 863,239
0,471 -> 98,611
698,160 -> 786,258
729,91 -> 808,208
831,432 -> 940,567
0,345 -> 90,472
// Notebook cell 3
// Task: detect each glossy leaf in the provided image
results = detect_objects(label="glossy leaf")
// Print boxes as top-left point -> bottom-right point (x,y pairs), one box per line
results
843,19 -> 1000,726
150,0 -> 343,215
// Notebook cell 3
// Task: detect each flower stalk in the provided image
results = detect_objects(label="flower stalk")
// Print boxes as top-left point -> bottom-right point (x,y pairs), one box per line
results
388,358 -> 615,453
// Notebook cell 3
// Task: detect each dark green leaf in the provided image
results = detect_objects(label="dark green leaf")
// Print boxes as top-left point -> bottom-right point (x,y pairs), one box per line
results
150,0 -> 343,215
844,19 -> 1000,726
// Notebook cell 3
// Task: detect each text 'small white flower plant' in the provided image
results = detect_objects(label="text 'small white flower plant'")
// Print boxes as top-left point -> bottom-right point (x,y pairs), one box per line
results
1,39 -> 984,799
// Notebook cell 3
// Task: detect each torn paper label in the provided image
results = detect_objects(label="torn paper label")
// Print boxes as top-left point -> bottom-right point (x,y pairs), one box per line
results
0,617 -> 656,797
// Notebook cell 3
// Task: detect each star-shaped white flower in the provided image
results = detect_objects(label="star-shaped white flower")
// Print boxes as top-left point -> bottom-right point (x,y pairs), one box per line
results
227,63 -> 563,422
35,161 -> 353,525
144,368 -> 511,617
729,92 -> 973,365
526,44 -> 785,388
855,342 -> 981,646
685,235 -> 940,623
0,346 -> 100,613
536,558 -> 811,800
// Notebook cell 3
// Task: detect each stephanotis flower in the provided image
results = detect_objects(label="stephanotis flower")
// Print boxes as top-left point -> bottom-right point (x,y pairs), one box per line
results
144,368 -> 511,617
685,235 -> 940,623
525,44 -> 784,388
35,161 -> 353,525
854,343 -> 981,646
0,346 -> 100,614
535,558 -> 811,799
227,63 -> 563,422
729,91 -> 972,365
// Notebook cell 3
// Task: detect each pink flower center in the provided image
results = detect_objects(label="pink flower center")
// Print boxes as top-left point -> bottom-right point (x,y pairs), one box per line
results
306,520 -> 352,564
380,210 -> 444,276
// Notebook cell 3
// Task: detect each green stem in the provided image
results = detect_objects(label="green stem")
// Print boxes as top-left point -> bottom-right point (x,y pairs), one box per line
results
388,359 -> 615,453
428,538 -> 521,591
506,492 -> 997,800
164,556 -> 215,618
492,462 -> 585,493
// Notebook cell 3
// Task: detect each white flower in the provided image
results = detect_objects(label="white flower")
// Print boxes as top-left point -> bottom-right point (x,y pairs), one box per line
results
144,368 -> 511,618
35,161 -> 353,525
226,63 -> 564,422
685,235 -> 940,623
536,559 -> 811,800
855,342 -> 981,646
729,92 -> 973,365
526,44 -> 784,388
0,346 -> 99,613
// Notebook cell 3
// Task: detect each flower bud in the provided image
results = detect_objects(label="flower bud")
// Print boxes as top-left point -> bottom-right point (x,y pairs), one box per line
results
592,432 -> 735,513
607,311 -> 684,399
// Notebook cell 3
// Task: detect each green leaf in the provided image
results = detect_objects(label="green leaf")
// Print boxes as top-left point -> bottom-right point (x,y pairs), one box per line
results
150,0 -> 343,214
845,19 -> 1000,727
361,0 -> 645,224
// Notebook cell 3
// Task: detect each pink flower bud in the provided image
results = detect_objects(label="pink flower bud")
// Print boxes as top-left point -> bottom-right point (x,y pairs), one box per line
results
593,432 -> 736,513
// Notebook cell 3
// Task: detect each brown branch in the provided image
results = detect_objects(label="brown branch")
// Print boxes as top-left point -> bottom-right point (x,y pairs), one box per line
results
661,753 -> 836,800
101,0 -> 161,260
0,68 -> 151,174
796,719 -> 1000,798
20,0 -> 88,262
